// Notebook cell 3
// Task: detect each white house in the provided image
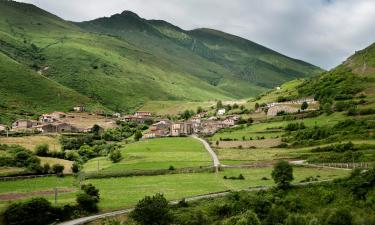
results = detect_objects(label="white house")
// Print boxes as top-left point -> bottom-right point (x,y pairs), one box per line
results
217,108 -> 226,116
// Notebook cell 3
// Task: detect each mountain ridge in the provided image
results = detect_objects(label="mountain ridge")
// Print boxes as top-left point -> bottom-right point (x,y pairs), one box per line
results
0,0 -> 322,123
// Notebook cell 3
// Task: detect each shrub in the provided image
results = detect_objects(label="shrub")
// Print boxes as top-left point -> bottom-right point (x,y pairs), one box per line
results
52,164 -> 64,176
272,160 -> 294,189
134,130 -> 143,141
285,214 -> 308,225
130,193 -> 171,225
301,101 -> 308,110
34,144 -> 49,156
2,198 -> 58,225
109,149 -> 122,163
81,183 -> 100,199
43,163 -> 51,174
76,193 -> 98,213
264,206 -> 288,225
323,208 -> 353,225
71,162 -> 80,173
174,210 -> 210,225
168,165 -> 175,171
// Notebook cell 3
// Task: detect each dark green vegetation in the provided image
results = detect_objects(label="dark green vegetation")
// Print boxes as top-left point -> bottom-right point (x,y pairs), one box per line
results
0,0 -> 322,123
1,183 -> 100,225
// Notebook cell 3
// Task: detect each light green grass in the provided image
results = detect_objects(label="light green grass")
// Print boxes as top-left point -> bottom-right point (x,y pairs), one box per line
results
0,167 -> 350,211
139,101 -> 215,115
211,112 -> 347,141
88,167 -> 349,210
83,137 -> 212,172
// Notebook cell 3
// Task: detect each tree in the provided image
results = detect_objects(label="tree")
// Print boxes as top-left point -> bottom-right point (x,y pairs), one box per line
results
2,197 -> 58,225
285,214 -> 308,225
52,164 -> 64,177
323,103 -> 333,115
217,100 -> 223,109
43,163 -> 51,174
301,101 -> 308,111
77,184 -> 100,213
71,162 -> 80,173
255,103 -> 260,110
109,150 -> 122,163
323,208 -> 353,225
271,160 -> 294,188
130,193 -> 171,225
197,106 -> 203,114
134,130 -> 143,141
35,144 -> 49,156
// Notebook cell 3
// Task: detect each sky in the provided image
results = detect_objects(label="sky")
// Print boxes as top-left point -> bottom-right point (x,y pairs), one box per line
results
16,0 -> 375,69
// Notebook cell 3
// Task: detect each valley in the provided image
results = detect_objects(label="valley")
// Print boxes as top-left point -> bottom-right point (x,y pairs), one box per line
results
0,1 -> 375,225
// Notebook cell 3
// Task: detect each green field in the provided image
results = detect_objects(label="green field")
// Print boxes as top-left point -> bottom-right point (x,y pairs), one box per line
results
0,167 -> 349,212
210,112 -> 347,141
83,137 -> 212,172
139,101 -> 215,115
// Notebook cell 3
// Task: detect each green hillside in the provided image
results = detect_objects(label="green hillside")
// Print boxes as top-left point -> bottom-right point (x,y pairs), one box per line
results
0,0 -> 322,122
298,42 -> 375,111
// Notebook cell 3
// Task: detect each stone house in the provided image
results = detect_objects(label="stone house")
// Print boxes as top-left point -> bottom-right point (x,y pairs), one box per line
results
171,122 -> 193,136
134,111 -> 152,117
221,118 -> 235,126
217,109 -> 226,116
34,124 -> 56,133
73,106 -> 85,112
267,105 -> 299,117
0,124 -> 6,132
150,120 -> 171,132
12,120 -> 39,129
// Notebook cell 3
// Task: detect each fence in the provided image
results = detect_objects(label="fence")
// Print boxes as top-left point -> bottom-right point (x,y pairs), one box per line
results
308,162 -> 372,169
0,173 -> 58,181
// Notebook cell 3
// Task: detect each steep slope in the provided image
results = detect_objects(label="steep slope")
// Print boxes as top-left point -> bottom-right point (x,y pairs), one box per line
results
298,42 -> 375,106
77,11 -> 322,91
0,0 -> 322,120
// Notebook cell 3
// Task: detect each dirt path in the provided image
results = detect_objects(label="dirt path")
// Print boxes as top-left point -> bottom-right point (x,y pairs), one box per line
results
0,188 -> 76,201
191,135 -> 220,168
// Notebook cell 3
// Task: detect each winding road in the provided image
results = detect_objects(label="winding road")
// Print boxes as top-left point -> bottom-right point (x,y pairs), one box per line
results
191,135 -> 220,168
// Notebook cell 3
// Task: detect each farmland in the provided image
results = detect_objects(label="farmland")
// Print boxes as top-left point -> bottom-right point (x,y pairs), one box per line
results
0,135 -> 61,152
0,166 -> 349,212
83,137 -> 212,172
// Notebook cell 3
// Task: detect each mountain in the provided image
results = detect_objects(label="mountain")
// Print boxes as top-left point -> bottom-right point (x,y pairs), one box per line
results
0,0 -> 322,123
298,42 -> 375,107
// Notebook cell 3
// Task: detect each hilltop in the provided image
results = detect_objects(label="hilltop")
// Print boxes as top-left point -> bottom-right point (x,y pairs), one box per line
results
0,0 -> 322,123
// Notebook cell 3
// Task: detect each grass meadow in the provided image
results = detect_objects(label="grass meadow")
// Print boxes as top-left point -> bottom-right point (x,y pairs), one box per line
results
0,166 -> 349,212
83,137 -> 212,172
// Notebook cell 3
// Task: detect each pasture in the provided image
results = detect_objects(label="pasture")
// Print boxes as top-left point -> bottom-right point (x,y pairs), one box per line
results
0,166 -> 350,212
139,101 -> 215,115
83,137 -> 212,172
0,135 -> 61,152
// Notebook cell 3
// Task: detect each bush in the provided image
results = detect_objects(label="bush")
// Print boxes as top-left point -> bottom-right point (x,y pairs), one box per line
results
71,162 -> 80,173
52,164 -> 64,176
130,193 -> 171,225
285,214 -> 308,225
81,183 -> 100,199
174,210 -> 210,225
2,198 -> 59,225
35,144 -> 49,156
264,206 -> 288,225
323,208 -> 353,225
134,131 -> 143,141
109,149 -> 122,163
272,160 -> 294,189
43,163 -> 51,174
76,193 -> 98,213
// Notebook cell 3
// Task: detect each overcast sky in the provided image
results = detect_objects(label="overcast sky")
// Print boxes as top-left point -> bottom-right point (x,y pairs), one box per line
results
17,0 -> 375,69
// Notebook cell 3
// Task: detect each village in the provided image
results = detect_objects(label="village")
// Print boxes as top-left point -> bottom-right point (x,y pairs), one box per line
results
0,97 -> 319,139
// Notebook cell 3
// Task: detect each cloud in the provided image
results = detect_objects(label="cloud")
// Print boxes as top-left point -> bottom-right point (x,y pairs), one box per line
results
16,0 -> 375,69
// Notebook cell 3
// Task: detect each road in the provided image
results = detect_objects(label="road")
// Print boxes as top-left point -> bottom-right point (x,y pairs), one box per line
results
191,135 -> 220,168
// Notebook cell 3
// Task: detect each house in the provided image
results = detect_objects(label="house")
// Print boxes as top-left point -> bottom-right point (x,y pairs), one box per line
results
54,122 -> 78,133
190,116 -> 201,124
120,115 -> 148,124
0,124 -> 6,132
73,106 -> 85,112
267,105 -> 299,117
150,120 -> 171,132
113,113 -> 121,118
12,120 -> 39,129
34,124 -> 56,133
143,129 -> 169,139
171,122 -> 193,136
221,118 -> 235,126
39,114 -> 56,123
217,109 -> 226,116
134,111 -> 151,117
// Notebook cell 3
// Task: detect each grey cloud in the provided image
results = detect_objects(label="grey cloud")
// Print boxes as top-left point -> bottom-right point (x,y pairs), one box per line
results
16,0 -> 375,69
